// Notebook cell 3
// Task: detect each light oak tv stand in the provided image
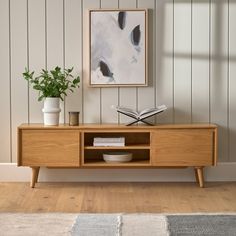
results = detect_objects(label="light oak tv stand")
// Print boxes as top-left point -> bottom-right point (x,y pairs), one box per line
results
17,123 -> 217,188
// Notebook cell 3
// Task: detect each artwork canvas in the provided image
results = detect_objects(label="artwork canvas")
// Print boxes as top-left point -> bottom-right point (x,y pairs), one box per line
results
89,9 -> 147,86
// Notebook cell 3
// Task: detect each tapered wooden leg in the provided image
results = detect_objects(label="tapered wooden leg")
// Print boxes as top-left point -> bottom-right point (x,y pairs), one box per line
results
194,168 -> 199,184
195,167 -> 204,188
30,167 -> 40,188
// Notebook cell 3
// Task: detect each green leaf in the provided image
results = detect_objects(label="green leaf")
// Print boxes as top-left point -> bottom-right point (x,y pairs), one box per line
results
21,66 -> 80,101
38,95 -> 44,101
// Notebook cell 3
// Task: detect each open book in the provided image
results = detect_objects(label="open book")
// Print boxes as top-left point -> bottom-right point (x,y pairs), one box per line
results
116,105 -> 167,121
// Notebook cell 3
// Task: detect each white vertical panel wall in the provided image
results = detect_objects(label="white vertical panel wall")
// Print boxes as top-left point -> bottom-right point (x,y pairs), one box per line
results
83,0 -> 101,123
64,0 -> 82,123
174,0 -> 192,123
1,0 -> 236,163
28,0 -> 45,123
229,0 -> 236,162
156,0 -> 173,124
192,0 -> 209,123
211,0 -> 229,162
0,0 -> 11,162
10,0 -> 28,163
138,0 -> 155,124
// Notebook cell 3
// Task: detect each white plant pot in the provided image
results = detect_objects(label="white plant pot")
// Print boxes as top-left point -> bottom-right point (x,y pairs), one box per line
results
42,97 -> 61,125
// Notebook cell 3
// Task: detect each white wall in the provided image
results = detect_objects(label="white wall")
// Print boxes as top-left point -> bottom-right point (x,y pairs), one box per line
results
1,0 -> 236,164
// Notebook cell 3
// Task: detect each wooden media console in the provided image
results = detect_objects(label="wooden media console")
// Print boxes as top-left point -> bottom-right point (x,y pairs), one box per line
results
17,123 -> 217,188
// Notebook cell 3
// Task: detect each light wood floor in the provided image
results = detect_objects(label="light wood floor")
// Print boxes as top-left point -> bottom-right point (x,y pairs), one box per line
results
0,182 -> 236,213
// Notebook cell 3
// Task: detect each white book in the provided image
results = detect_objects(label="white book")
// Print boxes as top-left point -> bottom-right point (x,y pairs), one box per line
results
93,137 -> 125,146
94,137 -> 125,143
93,143 -> 125,147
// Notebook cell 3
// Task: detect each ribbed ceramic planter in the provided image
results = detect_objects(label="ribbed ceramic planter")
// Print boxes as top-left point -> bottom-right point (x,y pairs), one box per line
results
42,97 -> 61,125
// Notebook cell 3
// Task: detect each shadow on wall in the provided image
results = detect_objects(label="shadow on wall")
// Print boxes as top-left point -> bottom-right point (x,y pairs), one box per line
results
154,0 -> 236,161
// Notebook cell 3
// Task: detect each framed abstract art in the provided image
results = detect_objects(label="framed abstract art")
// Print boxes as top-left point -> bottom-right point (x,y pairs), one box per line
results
89,9 -> 148,87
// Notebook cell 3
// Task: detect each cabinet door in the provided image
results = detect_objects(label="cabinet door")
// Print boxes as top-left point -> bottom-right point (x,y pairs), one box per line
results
21,130 -> 80,167
151,129 -> 215,166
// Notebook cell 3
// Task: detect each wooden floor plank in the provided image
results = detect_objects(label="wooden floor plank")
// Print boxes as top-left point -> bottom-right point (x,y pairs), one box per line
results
0,182 -> 236,213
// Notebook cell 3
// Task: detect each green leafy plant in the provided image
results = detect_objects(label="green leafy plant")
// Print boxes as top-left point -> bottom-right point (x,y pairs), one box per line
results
22,66 -> 80,101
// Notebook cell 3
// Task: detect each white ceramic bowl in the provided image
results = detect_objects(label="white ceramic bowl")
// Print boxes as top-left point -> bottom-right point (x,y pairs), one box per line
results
103,152 -> 132,163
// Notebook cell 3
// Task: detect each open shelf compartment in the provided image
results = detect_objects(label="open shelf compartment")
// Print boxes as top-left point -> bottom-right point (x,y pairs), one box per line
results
82,149 -> 150,166
83,132 -> 150,147
82,131 -> 151,166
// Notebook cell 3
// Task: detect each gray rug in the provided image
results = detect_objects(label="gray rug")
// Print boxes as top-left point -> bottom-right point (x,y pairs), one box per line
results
0,213 -> 236,236
71,214 -> 168,236
168,215 -> 236,236
71,214 -> 121,236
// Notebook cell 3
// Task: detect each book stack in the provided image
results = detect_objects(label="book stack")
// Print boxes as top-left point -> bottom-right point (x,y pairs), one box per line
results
93,137 -> 125,146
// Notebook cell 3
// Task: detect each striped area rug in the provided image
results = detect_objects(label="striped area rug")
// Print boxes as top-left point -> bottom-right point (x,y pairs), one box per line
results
0,213 -> 236,235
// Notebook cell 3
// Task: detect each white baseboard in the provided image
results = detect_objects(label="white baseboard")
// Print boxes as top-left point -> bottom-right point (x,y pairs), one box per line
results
0,163 -> 236,182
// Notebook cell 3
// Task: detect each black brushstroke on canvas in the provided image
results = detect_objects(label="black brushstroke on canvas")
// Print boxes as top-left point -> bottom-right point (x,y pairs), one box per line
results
118,11 -> 126,30
99,60 -> 113,78
130,25 -> 141,46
